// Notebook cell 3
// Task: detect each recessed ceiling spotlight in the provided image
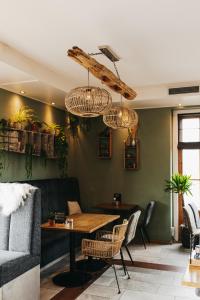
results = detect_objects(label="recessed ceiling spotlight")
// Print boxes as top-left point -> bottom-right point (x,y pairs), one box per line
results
51,102 -> 55,105
20,90 -> 25,94
178,103 -> 182,107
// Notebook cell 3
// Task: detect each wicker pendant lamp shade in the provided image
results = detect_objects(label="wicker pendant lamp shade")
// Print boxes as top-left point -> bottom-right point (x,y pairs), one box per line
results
103,105 -> 138,129
65,86 -> 112,117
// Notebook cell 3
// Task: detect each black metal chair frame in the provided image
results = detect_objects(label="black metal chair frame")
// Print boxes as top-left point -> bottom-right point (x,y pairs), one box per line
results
120,211 -> 141,274
139,201 -> 155,249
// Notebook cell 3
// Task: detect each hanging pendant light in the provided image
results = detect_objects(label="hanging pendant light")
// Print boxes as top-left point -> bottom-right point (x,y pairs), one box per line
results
103,105 -> 138,129
65,86 -> 112,117
65,69 -> 112,117
103,61 -> 138,129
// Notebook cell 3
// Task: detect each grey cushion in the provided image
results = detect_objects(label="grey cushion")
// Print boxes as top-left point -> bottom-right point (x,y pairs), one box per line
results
0,250 -> 27,265
0,184 -> 41,287
188,201 -> 200,228
0,186 -> 41,256
0,215 -> 10,250
9,190 -> 34,253
124,210 -> 141,245
0,250 -> 39,287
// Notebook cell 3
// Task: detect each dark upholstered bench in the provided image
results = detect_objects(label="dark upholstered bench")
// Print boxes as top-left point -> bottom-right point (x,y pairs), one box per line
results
24,178 -> 81,267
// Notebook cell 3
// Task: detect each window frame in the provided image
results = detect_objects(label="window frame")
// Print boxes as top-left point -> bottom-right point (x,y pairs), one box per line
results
173,109 -> 200,241
178,113 -> 200,149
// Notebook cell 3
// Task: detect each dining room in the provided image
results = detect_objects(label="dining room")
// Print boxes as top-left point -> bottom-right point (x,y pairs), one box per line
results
1,1 -> 200,300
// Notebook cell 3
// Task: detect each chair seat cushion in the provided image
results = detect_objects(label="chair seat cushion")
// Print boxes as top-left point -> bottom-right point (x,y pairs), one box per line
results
83,246 -> 113,258
0,250 -> 40,287
0,250 -> 26,265
68,201 -> 82,215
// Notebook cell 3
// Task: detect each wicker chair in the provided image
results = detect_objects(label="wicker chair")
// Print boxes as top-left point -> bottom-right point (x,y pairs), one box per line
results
82,220 -> 129,294
96,211 -> 141,275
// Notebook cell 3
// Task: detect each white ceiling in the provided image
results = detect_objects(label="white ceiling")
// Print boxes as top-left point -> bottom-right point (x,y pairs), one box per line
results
1,0 -> 200,109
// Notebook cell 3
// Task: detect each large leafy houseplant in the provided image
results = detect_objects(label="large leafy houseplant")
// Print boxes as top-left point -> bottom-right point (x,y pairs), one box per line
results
165,173 -> 192,206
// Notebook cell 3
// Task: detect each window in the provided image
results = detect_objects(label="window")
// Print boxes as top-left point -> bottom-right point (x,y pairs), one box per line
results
178,114 -> 200,208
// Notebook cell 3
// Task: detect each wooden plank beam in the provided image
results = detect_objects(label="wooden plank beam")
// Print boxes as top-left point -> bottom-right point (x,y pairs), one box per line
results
67,46 -> 137,100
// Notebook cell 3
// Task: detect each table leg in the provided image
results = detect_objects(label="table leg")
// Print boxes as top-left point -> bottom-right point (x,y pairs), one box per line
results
52,232 -> 91,287
69,232 -> 75,272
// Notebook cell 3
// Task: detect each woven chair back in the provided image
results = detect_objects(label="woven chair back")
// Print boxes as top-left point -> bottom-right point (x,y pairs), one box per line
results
112,220 -> 128,243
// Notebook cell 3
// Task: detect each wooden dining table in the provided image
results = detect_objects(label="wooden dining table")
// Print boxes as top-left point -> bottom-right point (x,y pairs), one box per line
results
41,213 -> 120,287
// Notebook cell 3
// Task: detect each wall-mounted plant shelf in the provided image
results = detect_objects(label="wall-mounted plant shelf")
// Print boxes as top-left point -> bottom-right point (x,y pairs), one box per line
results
0,128 -> 56,159
124,139 -> 139,170
97,127 -> 112,159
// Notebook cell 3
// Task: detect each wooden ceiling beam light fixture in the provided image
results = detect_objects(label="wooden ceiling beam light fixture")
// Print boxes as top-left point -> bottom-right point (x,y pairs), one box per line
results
67,46 -> 137,100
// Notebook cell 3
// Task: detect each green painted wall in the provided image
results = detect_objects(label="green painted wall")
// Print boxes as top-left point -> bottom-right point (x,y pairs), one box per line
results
0,89 -> 172,241
0,88 -> 65,181
68,108 -> 172,242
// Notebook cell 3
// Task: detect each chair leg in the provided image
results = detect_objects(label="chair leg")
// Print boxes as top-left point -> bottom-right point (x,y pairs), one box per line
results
124,264 -> 130,279
143,227 -> 150,243
112,262 -> 121,294
193,234 -> 196,251
140,227 -> 146,249
125,245 -> 134,264
120,248 -> 126,275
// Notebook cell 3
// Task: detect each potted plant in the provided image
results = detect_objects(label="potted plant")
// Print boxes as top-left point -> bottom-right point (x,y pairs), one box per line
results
0,119 -> 8,131
165,173 -> 192,207
44,123 -> 60,135
48,212 -> 55,226
165,173 -> 192,246
10,106 -> 36,130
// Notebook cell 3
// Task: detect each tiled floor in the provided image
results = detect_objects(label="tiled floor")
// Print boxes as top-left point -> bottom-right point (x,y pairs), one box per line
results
115,243 -> 189,267
40,243 -> 194,300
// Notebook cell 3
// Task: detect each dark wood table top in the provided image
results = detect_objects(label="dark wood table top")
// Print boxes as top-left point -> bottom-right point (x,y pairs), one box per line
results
95,202 -> 139,211
41,213 -> 120,234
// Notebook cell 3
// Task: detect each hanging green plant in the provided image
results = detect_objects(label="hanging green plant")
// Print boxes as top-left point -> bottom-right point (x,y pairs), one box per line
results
40,148 -> 48,168
54,126 -> 68,178
66,113 -> 91,137
25,143 -> 33,179
0,118 -> 8,178
0,150 -> 6,178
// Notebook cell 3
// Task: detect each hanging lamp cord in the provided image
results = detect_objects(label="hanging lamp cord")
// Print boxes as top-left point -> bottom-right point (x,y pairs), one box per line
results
113,61 -> 121,80
112,61 -> 122,104
87,68 -> 90,87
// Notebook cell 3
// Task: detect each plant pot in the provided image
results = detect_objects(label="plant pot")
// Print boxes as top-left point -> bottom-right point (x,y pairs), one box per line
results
48,219 -> 55,226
